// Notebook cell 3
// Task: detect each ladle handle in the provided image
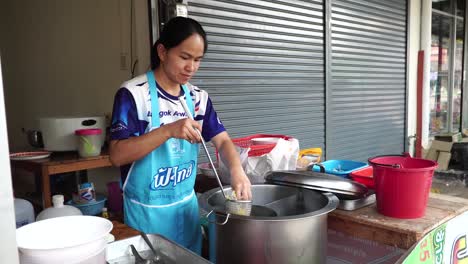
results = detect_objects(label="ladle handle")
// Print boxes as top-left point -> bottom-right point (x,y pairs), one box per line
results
179,96 -> 227,199
130,244 -> 150,264
140,232 -> 163,263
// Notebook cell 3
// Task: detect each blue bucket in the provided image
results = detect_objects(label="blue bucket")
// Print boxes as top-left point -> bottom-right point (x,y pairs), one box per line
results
67,194 -> 107,216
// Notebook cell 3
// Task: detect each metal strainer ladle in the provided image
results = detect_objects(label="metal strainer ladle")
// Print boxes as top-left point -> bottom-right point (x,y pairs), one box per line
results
179,96 -> 252,216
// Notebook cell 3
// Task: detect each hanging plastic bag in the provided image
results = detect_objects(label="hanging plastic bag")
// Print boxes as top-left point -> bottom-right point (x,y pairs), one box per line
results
219,136 -> 300,184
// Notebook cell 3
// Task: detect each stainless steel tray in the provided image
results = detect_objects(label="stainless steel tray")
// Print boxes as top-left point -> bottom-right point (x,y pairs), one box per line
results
335,190 -> 376,211
106,234 -> 211,264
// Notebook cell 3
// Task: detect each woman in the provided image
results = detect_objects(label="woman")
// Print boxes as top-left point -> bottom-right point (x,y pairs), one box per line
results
109,17 -> 252,254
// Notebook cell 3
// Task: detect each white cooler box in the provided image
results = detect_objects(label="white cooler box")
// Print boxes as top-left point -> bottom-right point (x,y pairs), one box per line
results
39,116 -> 106,151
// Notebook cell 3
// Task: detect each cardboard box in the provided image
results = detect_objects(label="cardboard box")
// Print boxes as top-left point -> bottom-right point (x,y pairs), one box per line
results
437,151 -> 451,171
424,140 -> 454,170
462,129 -> 468,137
430,140 -> 453,152
425,148 -> 438,161
434,132 -> 461,142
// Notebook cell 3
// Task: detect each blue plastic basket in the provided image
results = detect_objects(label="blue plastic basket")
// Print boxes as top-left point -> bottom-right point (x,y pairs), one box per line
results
67,194 -> 107,216
312,160 -> 368,178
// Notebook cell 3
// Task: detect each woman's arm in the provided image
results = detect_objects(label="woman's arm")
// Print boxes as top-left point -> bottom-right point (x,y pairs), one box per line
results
109,118 -> 202,166
211,131 -> 252,200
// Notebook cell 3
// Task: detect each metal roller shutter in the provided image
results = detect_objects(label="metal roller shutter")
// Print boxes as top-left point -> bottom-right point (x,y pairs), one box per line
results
326,0 -> 408,161
186,0 -> 325,153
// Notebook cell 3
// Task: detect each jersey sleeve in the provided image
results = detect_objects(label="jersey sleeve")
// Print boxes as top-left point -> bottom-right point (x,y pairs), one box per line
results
201,97 -> 226,142
110,88 -> 142,140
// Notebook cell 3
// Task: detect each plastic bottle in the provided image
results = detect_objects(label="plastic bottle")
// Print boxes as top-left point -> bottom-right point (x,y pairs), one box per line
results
36,194 -> 83,221
14,198 -> 35,228
101,207 -> 109,219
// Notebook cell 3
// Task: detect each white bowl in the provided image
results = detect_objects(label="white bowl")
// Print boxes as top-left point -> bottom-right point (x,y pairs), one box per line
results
251,137 -> 280,145
16,215 -> 113,264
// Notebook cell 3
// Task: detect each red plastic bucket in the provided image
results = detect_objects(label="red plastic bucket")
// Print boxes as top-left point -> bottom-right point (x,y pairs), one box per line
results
368,153 -> 438,219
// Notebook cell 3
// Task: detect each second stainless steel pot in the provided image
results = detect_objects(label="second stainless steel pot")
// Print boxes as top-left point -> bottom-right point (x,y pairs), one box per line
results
199,184 -> 338,264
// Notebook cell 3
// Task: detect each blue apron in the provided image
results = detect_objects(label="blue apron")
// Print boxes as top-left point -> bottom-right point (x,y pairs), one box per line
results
123,71 -> 201,254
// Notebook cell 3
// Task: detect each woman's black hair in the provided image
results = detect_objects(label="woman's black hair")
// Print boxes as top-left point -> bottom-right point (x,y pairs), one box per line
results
150,17 -> 207,70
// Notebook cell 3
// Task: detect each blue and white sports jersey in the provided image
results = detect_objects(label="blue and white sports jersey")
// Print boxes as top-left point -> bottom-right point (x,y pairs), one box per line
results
110,73 -> 226,181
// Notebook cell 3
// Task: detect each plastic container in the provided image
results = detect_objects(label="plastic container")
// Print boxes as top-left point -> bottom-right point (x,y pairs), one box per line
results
251,137 -> 280,145
101,207 -> 109,219
75,182 -> 96,203
67,194 -> 107,215
312,160 -> 368,178
16,215 -> 112,264
230,134 -> 292,157
107,181 -> 123,213
297,148 -> 323,170
368,153 -> 438,219
75,128 -> 102,158
299,148 -> 322,162
36,195 -> 83,221
349,166 -> 374,189
14,198 -> 35,228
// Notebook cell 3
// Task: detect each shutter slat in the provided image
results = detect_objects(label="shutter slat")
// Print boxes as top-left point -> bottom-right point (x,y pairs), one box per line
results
187,0 -> 325,159
327,0 -> 407,161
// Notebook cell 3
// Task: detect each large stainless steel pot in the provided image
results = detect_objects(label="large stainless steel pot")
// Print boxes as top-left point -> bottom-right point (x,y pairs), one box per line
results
199,184 -> 339,264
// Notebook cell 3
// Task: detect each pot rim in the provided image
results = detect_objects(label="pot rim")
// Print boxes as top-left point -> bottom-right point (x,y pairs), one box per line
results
199,184 -> 339,221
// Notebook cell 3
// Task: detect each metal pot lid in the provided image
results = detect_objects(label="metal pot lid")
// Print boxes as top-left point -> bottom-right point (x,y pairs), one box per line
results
265,170 -> 369,198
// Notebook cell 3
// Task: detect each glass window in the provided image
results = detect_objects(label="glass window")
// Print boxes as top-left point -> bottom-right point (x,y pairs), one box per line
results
430,0 -> 465,135
452,18 -> 464,131
457,0 -> 465,17
433,0 -> 453,14
430,14 -> 452,134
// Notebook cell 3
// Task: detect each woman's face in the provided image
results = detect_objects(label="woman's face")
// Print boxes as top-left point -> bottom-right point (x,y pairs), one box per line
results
158,34 -> 205,85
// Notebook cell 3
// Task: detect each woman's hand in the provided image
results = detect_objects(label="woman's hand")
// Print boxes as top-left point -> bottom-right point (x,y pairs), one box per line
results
230,168 -> 252,200
211,131 -> 252,200
165,118 -> 202,143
